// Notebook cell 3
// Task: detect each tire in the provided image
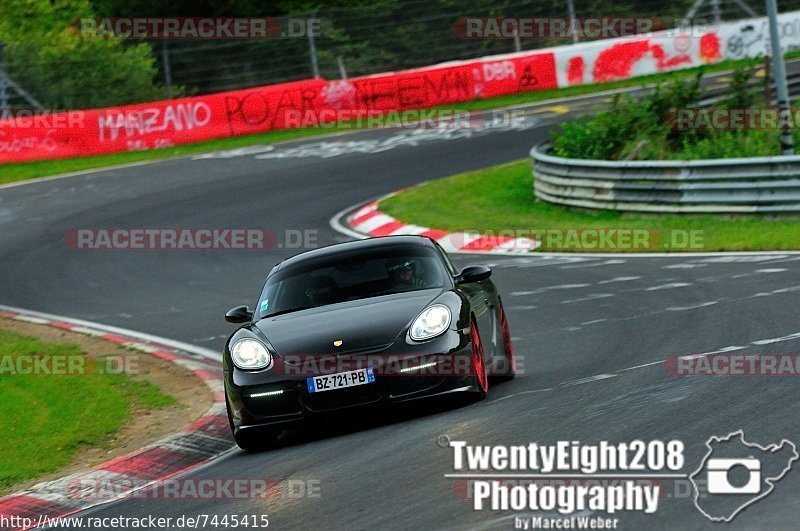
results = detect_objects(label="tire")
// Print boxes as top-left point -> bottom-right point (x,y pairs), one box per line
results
469,319 -> 489,399
495,300 -> 516,381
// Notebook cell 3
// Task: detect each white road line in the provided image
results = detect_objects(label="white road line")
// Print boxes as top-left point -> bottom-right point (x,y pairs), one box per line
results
559,259 -> 626,268
580,319 -> 607,325
644,282 -> 692,291
661,263 -> 707,269
526,280 -> 800,340
616,360 -> 665,372
773,285 -> 800,293
12,315 -> 50,324
699,255 -> 789,263
511,284 -> 590,296
491,388 -> 554,403
560,374 -> 618,386
0,303 -> 219,361
764,256 -> 800,264
751,332 -> 800,345
598,276 -> 641,284
499,331 -> 800,403
666,301 -> 719,311
679,346 -> 748,360
0,160 -> 159,191
561,293 -> 614,304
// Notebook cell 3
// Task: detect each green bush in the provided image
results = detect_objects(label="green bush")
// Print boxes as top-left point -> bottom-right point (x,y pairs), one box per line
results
550,63 -> 787,161
0,0 -> 169,109
677,130 -> 780,159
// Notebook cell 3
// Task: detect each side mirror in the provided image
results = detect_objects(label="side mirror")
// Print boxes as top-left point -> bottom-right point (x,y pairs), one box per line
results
456,265 -> 492,284
225,305 -> 253,324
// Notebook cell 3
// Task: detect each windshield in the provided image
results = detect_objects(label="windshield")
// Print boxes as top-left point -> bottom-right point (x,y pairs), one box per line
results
256,245 -> 449,318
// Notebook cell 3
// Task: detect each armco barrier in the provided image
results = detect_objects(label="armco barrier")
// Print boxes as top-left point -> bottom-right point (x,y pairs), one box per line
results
531,143 -> 800,213
3,11 -> 800,164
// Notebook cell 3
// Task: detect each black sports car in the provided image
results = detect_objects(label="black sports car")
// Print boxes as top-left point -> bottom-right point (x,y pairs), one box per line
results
223,235 -> 515,450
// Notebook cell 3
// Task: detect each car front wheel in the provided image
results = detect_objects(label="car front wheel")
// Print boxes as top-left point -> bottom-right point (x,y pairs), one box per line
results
495,300 -> 516,380
469,319 -> 489,399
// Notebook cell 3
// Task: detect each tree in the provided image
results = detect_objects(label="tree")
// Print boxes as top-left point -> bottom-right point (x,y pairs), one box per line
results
0,0 -> 166,109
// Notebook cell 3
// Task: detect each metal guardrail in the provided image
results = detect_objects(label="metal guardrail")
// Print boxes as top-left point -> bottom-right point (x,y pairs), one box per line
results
530,143 -> 800,213
697,69 -> 800,108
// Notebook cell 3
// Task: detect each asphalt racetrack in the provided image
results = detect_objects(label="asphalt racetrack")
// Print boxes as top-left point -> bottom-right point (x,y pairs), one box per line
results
1,88 -> 799,529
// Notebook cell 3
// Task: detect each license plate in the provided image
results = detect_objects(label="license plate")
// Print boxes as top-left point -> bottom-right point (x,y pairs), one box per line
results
306,367 -> 375,393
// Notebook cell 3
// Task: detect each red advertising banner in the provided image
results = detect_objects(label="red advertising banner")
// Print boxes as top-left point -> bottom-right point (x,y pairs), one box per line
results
0,18 -> 731,165
0,13 -> 756,165
0,50 -> 559,164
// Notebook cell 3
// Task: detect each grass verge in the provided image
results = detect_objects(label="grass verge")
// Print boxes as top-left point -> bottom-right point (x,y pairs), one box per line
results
0,54 -> 791,186
379,160 -> 800,252
0,328 -> 175,490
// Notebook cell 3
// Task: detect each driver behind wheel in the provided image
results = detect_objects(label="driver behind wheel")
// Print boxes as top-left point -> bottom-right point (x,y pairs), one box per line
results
386,257 -> 425,289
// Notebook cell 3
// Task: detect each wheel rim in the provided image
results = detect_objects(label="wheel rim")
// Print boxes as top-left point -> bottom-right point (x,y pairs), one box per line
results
498,303 -> 516,373
470,321 -> 488,393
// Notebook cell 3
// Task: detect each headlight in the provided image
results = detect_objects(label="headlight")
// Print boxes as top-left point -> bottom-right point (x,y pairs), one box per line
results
410,304 -> 452,341
231,338 -> 272,370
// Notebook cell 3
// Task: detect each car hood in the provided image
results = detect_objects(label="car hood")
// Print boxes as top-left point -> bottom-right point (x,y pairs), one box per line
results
254,288 -> 444,357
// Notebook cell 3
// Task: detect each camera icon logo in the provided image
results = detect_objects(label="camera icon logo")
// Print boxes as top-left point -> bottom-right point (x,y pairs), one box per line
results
706,458 -> 761,495
691,430 -> 798,522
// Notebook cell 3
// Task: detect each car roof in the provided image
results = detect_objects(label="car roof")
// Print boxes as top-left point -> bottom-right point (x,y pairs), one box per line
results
275,235 -> 437,271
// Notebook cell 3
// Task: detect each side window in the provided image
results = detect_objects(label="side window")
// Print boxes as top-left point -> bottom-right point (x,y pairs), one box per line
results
433,241 -> 457,275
